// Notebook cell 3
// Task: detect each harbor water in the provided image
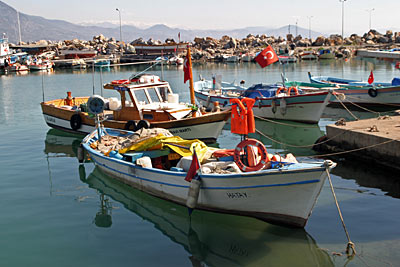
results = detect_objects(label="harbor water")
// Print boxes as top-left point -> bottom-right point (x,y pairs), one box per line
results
1,59 -> 400,266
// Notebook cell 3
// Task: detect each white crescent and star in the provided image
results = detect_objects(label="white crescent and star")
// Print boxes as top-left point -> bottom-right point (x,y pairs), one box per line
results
264,51 -> 275,60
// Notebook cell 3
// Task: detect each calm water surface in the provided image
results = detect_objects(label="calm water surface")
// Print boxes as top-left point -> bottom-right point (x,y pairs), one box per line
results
1,59 -> 400,266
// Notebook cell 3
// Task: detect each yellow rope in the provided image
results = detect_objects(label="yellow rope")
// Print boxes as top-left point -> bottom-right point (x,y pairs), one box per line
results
325,166 -> 356,257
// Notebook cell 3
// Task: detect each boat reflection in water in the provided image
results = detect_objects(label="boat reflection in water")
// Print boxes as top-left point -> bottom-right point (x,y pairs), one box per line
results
44,129 -> 84,158
80,166 -> 333,266
249,118 -> 324,156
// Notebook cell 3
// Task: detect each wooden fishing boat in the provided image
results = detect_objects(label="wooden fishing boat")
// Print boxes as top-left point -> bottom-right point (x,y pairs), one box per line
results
304,73 -> 400,109
81,125 -> 336,228
194,80 -> 333,124
41,74 -> 230,143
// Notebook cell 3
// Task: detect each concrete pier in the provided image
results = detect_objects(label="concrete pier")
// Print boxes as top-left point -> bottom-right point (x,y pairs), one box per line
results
314,115 -> 400,171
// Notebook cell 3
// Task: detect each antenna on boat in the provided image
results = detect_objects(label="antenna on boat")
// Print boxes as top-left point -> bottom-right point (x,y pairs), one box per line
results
92,62 -> 95,95
100,66 -> 103,96
280,61 -> 287,88
161,50 -> 164,81
41,70 -> 45,102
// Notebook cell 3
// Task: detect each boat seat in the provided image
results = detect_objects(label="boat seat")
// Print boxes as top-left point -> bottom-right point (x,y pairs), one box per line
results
122,149 -> 171,162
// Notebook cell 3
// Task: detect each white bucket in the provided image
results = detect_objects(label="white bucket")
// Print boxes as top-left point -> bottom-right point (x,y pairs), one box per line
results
136,156 -> 152,168
167,93 -> 179,104
108,97 -> 121,110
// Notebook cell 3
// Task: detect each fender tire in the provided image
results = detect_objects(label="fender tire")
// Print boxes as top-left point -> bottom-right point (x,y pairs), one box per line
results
70,113 -> 82,131
124,120 -> 137,131
368,88 -> 378,98
136,120 -> 151,130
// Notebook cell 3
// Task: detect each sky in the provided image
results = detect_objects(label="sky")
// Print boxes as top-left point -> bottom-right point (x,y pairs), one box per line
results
3,0 -> 400,36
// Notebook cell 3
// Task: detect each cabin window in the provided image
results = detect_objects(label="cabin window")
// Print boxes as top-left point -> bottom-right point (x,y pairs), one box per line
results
158,86 -> 168,102
135,90 -> 150,104
146,87 -> 162,102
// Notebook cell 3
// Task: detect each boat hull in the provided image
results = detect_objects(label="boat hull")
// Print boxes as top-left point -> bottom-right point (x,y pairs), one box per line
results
84,141 -> 330,228
41,100 -> 230,143
195,91 -> 332,124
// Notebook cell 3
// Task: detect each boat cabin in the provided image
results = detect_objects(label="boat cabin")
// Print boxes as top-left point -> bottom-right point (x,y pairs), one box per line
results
103,74 -> 194,122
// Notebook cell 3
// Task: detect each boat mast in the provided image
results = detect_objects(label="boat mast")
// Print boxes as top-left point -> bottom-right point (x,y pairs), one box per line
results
187,47 -> 195,105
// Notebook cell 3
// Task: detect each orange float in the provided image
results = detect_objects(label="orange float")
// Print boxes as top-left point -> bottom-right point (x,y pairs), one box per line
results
234,138 -> 269,172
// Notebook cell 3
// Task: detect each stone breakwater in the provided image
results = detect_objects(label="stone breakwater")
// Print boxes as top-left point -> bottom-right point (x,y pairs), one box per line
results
14,29 -> 400,61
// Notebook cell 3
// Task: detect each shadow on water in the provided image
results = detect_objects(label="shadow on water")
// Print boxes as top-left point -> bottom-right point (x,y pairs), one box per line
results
78,165 -> 334,267
332,159 -> 400,199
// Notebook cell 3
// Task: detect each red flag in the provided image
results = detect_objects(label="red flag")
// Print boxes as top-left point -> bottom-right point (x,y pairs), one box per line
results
368,70 -> 374,84
254,45 -> 278,68
185,150 -> 200,182
183,50 -> 192,83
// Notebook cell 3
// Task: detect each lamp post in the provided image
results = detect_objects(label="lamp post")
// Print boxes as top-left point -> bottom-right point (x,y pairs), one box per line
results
116,8 -> 122,43
339,0 -> 347,40
366,8 -> 375,30
307,16 -> 313,40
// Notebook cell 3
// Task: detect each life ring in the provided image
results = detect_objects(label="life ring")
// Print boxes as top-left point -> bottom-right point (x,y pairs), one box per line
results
368,88 -> 378,98
276,87 -> 287,95
136,120 -> 150,130
288,86 -> 299,95
124,120 -> 137,131
234,138 -> 269,172
70,113 -> 82,131
111,79 -> 129,85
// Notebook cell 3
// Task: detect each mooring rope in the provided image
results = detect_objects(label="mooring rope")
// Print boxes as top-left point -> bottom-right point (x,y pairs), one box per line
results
333,93 -> 360,121
325,164 -> 356,257
254,115 -> 320,128
312,137 -> 397,158
255,128 -> 346,148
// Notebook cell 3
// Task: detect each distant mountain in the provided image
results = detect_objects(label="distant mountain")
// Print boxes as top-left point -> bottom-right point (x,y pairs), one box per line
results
0,1 -> 323,43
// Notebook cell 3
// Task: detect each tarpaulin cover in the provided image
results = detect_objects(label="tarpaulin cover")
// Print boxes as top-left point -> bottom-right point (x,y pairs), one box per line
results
118,133 -> 217,163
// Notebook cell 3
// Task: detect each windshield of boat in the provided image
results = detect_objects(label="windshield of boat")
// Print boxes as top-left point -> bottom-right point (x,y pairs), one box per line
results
134,86 -> 170,104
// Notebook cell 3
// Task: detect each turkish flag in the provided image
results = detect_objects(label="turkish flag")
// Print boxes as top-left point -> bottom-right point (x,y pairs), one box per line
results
183,55 -> 192,83
368,70 -> 374,84
185,150 -> 200,182
255,45 -> 278,68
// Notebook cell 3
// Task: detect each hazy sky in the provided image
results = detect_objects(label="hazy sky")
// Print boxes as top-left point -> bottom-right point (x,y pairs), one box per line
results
3,0 -> 400,35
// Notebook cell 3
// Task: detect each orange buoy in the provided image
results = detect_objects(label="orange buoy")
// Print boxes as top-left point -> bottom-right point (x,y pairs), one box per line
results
234,138 -> 269,172
288,86 -> 299,96
276,87 -> 287,95
111,79 -> 130,85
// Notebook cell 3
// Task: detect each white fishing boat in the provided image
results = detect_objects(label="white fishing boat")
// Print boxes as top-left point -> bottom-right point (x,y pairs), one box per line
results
303,72 -> 400,109
29,60 -> 54,71
81,123 -> 336,228
194,79 -> 333,124
82,166 -> 334,266
300,50 -> 318,60
278,55 -> 298,63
